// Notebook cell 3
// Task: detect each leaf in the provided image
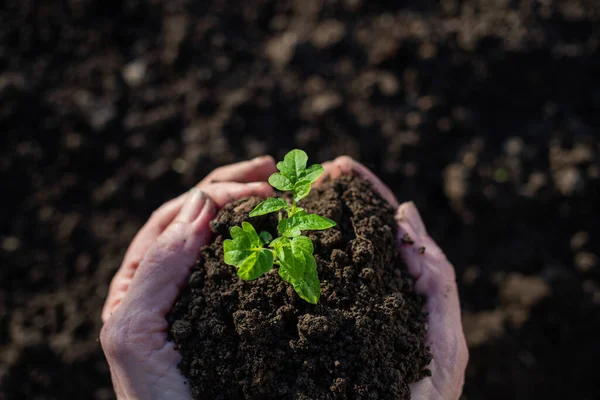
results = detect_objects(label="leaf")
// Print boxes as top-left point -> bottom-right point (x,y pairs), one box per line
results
288,206 -> 305,216
278,213 -> 336,237
223,222 -> 274,281
277,217 -> 300,238
276,149 -> 308,184
242,222 -> 262,248
237,250 -> 274,280
259,231 -> 273,244
268,173 -> 293,191
249,198 -> 288,217
293,180 -> 312,202
294,257 -> 320,304
300,164 -> 324,183
276,246 -> 305,281
269,236 -> 291,249
277,236 -> 320,304
291,235 -> 314,255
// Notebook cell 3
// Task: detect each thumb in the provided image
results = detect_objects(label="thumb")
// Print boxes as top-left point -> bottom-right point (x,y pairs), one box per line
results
396,202 -> 468,399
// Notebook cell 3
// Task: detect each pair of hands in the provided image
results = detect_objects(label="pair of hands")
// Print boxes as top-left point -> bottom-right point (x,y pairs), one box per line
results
100,156 -> 468,400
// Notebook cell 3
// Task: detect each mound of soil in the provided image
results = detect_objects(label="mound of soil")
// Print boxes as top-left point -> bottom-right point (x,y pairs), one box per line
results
169,176 -> 431,400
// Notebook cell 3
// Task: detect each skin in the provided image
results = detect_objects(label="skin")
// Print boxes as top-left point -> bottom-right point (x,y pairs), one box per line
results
101,155 -> 468,400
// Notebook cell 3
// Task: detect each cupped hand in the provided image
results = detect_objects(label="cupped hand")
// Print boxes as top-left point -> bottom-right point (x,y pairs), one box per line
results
100,156 -> 277,400
320,156 -> 469,400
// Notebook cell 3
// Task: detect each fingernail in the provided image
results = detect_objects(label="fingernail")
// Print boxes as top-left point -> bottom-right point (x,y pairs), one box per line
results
179,188 -> 206,222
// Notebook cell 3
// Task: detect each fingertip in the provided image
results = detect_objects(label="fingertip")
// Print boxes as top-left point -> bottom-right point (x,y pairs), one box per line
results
333,155 -> 356,172
176,188 -> 207,223
201,156 -> 277,184
190,195 -> 217,238
101,297 -> 121,324
203,182 -> 274,209
396,201 -> 426,237
253,154 -> 276,168
247,181 -> 275,196
396,201 -> 456,293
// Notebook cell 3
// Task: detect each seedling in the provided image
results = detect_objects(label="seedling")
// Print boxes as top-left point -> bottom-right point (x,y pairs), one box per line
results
223,149 -> 336,303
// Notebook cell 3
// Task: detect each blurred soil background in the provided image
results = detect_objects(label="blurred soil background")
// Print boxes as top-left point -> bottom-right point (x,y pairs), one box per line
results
1,0 -> 599,399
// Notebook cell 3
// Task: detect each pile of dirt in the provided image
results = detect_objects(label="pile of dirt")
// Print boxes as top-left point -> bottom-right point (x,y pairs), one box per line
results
169,176 -> 431,400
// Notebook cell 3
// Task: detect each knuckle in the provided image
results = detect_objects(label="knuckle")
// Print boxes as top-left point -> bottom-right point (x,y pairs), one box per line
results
208,166 -> 224,178
100,318 -> 129,359
335,155 -> 356,164
153,226 -> 189,254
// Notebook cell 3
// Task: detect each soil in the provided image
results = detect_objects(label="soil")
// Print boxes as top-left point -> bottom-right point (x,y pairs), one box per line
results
2,0 -> 600,399
169,176 -> 431,400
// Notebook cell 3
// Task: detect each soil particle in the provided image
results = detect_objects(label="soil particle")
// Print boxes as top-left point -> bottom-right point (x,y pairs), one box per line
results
169,176 -> 431,399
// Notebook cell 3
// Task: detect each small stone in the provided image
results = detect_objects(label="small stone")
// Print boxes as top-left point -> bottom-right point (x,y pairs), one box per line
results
505,137 -> 524,156
575,252 -> 597,273
122,61 -> 147,87
310,92 -> 342,115
2,236 -> 21,252
266,32 -> 298,67
378,72 -> 399,96
570,231 -> 589,250
312,20 -> 346,48
172,158 -> 188,174
554,167 -> 581,195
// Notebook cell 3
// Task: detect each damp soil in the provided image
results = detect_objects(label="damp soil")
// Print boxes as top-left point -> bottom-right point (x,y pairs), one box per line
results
168,176 -> 431,400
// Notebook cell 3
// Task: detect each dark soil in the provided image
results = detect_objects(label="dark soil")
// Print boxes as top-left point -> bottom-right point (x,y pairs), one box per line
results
2,0 -> 600,399
169,176 -> 431,400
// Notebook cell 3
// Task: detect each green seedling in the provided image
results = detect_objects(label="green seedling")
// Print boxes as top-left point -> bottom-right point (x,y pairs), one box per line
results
223,149 -> 336,304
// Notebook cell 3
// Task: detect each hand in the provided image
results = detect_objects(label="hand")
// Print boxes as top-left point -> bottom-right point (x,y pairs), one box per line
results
320,157 -> 469,400
100,156 -> 277,400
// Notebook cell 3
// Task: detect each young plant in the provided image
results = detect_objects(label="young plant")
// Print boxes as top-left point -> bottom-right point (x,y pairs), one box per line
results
223,149 -> 336,304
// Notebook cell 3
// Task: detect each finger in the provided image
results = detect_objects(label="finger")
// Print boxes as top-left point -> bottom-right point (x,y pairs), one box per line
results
200,155 -> 276,184
103,182 -> 273,321
120,188 -> 216,319
101,181 -> 273,322
202,181 -> 274,209
318,156 -> 399,208
396,201 -> 468,398
101,193 -> 188,322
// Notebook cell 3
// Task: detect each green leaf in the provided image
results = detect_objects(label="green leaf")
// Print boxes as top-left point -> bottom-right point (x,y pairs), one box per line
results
276,149 -> 308,184
288,206 -> 305,216
291,235 -> 314,255
242,222 -> 262,248
293,180 -> 312,202
277,236 -> 320,304
224,222 -> 274,281
278,213 -> 336,237
276,246 -> 305,281
269,236 -> 291,249
300,164 -> 324,183
268,173 -> 293,191
294,256 -> 320,304
259,231 -> 273,244
277,217 -> 300,238
249,198 -> 288,217
237,250 -> 274,280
